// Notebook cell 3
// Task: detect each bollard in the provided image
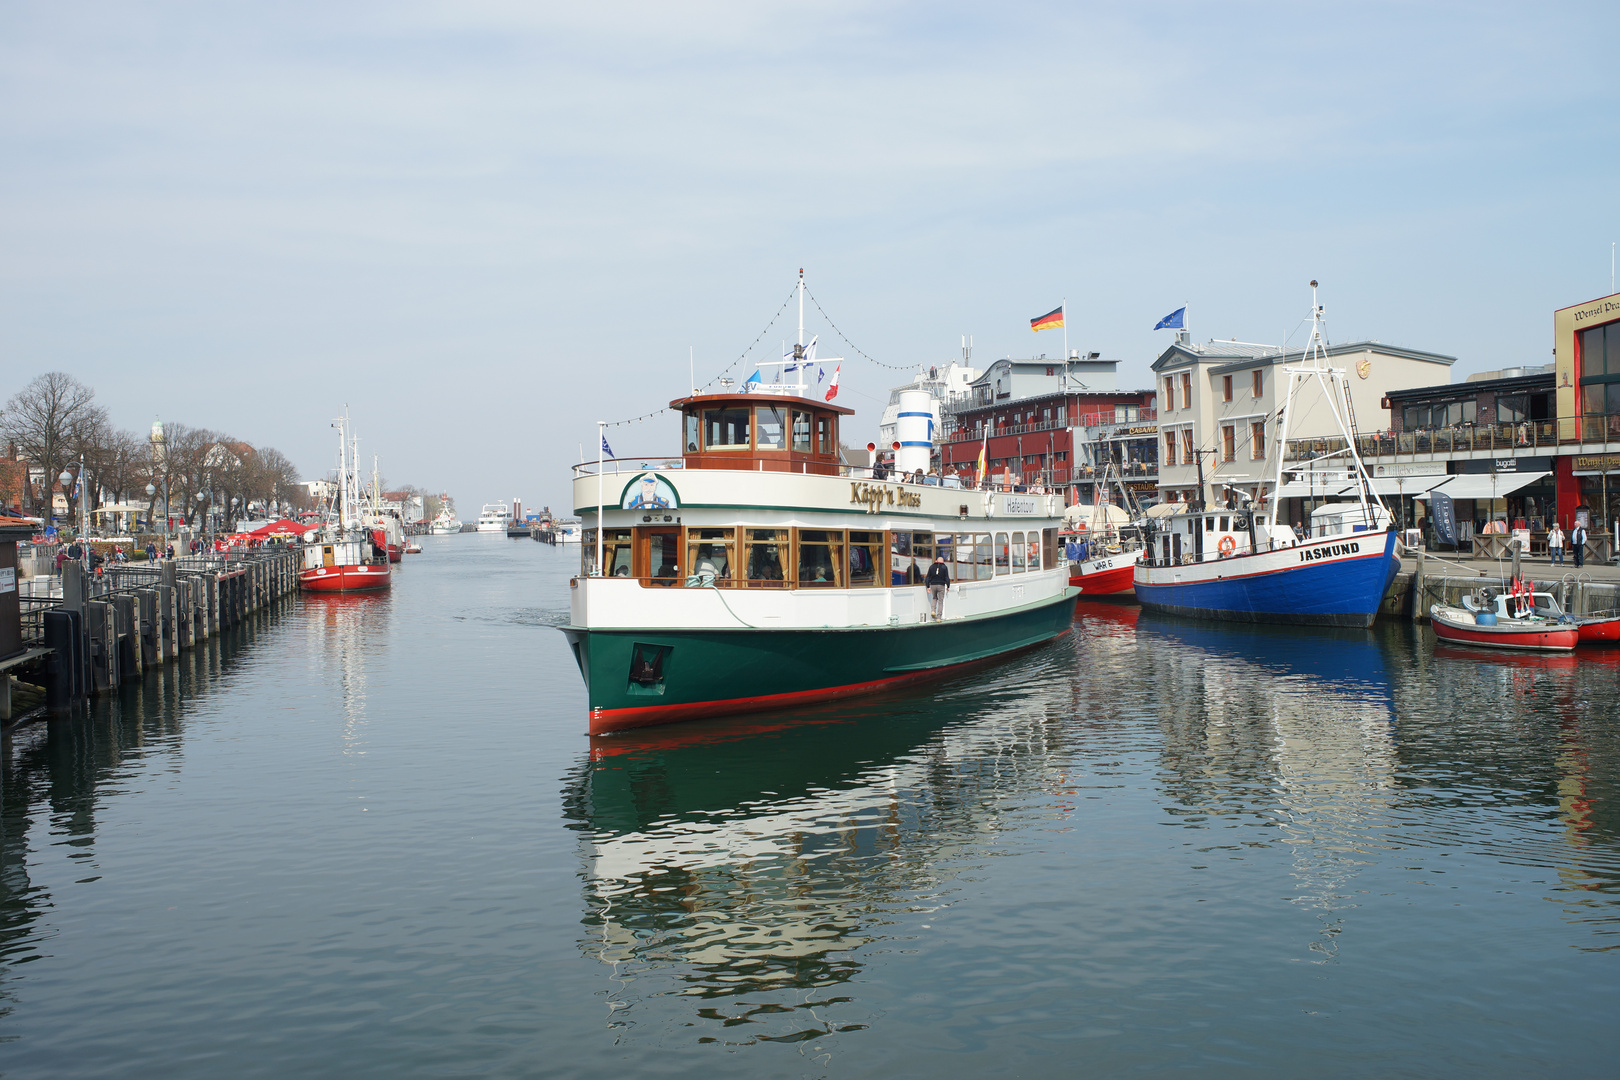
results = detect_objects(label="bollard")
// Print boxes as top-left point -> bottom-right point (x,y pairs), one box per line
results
43,609 -> 81,712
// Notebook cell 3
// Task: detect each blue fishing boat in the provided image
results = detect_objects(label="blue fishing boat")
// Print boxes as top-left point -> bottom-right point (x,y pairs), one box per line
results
1133,283 -> 1401,628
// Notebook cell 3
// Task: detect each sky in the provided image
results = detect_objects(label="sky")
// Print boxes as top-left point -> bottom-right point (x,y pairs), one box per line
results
2,1 -> 1617,514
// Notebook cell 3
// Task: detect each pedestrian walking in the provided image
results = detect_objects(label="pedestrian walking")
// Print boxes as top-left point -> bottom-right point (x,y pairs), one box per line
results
1548,522 -> 1565,565
924,554 -> 950,621
1572,521 -> 1587,569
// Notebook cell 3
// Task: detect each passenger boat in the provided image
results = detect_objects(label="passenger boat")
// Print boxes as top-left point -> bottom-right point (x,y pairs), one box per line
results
1429,581 -> 1578,652
476,502 -> 509,532
560,279 -> 1079,735
299,410 -> 392,594
1134,283 -> 1401,628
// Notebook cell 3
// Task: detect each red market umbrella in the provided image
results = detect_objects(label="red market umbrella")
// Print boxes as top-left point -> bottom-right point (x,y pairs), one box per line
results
250,518 -> 314,537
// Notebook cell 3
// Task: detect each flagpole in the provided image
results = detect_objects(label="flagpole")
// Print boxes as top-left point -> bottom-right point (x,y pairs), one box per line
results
596,421 -> 605,576
1062,297 -> 1068,365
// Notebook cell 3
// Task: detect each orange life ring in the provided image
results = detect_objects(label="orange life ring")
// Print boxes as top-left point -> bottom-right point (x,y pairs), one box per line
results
1217,535 -> 1237,556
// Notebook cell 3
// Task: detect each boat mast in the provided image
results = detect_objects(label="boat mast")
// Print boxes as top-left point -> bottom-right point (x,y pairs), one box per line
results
335,409 -> 348,532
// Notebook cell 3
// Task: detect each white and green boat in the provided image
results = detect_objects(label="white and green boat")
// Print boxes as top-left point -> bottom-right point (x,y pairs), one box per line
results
562,299 -> 1078,735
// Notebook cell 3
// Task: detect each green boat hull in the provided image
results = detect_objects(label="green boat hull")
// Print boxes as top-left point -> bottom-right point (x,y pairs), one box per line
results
561,588 -> 1080,734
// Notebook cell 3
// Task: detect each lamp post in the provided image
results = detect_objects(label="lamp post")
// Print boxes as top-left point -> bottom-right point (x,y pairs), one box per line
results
146,483 -> 157,538
196,490 -> 209,551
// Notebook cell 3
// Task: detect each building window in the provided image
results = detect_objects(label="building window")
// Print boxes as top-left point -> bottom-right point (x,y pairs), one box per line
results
1181,429 -> 1194,462
1251,421 -> 1266,459
1180,373 -> 1192,410
1223,375 -> 1232,402
1164,377 -> 1174,409
1165,431 -> 1177,467
1221,426 -> 1235,461
1253,370 -> 1263,397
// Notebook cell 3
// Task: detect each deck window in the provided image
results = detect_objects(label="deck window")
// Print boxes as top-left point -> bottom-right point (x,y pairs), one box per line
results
756,406 -> 787,450
685,528 -> 735,585
744,528 -> 788,585
1026,533 -> 1041,571
971,532 -> 994,580
848,530 -> 884,587
792,410 -> 813,453
703,408 -> 750,450
933,533 -> 956,574
605,529 -> 634,578
894,531 -> 933,586
580,530 -> 595,576
995,532 -> 1010,574
1011,531 -> 1026,571
797,529 -> 844,587
644,529 -> 682,584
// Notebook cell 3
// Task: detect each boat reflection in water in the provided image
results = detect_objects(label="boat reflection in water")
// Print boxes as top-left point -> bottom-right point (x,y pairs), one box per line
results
1131,610 -> 1399,961
561,664 -> 1078,1048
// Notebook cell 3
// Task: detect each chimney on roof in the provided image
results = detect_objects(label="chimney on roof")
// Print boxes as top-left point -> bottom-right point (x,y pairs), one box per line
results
1177,331 -> 1190,345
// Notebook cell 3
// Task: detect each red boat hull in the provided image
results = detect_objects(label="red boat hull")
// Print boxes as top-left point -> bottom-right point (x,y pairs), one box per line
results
1431,612 -> 1577,652
1577,616 -> 1620,643
387,546 -> 403,563
1067,554 -> 1140,597
299,564 -> 392,592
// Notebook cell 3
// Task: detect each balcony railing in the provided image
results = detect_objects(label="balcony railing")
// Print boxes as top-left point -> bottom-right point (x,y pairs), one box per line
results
1281,419 -> 1620,462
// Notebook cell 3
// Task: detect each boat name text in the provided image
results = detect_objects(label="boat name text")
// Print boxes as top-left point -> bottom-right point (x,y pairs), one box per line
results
1299,541 -> 1361,562
851,483 -> 922,510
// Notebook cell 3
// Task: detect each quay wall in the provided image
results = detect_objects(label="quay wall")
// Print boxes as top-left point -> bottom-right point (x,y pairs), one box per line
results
7,548 -> 302,721
1383,561 -> 1620,622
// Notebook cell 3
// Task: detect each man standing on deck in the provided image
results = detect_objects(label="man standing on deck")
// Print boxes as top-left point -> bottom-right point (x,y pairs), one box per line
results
925,554 -> 950,621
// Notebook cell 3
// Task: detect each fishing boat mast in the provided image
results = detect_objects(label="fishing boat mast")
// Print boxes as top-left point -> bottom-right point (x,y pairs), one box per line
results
1266,282 -> 1385,535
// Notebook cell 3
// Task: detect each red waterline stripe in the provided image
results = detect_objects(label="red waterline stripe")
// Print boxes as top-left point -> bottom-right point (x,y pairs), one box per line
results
588,627 -> 1072,736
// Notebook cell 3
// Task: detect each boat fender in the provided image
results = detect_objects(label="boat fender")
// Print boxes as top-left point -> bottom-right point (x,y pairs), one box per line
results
1475,611 -> 1498,626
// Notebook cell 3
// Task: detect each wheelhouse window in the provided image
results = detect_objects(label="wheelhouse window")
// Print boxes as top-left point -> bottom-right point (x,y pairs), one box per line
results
685,528 -> 735,585
797,529 -> 844,587
792,410 -> 812,452
816,416 -> 834,455
756,406 -> 787,450
743,528 -> 788,585
684,412 -> 700,452
703,408 -> 750,449
848,530 -> 884,586
605,529 -> 634,577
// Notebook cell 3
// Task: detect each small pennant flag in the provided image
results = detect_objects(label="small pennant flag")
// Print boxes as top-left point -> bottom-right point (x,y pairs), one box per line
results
825,363 -> 841,402
601,435 -> 615,459
1030,305 -> 1064,332
1154,306 -> 1186,330
817,366 -> 826,383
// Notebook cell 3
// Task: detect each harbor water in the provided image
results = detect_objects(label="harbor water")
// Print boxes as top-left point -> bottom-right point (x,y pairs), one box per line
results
2,537 -> 1617,1077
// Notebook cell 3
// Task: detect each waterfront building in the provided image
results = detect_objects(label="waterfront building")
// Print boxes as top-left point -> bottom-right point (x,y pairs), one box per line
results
1150,332 -> 1455,517
938,353 -> 1157,502
1265,289 -> 1620,550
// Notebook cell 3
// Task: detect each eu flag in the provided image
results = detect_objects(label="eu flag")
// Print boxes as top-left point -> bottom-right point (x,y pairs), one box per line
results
1154,306 -> 1186,331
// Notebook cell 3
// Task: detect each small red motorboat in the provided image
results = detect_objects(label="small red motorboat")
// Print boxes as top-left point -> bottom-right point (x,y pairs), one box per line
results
1428,578 -> 1577,652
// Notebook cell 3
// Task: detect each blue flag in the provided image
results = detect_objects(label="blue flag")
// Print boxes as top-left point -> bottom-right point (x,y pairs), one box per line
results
1154,306 -> 1186,331
1429,489 -> 1456,546
601,435 -> 614,459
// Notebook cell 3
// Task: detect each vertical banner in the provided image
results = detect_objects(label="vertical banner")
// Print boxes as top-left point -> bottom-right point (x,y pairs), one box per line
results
1429,489 -> 1457,546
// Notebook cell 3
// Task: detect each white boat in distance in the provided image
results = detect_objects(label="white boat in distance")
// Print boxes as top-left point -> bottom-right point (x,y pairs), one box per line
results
476,502 -> 510,532
430,499 -> 462,535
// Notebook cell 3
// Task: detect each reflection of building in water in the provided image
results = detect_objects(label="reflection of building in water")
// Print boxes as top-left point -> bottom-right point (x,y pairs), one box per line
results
1140,616 -> 1398,961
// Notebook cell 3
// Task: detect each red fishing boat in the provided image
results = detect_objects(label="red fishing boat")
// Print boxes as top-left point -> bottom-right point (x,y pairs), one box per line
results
1063,463 -> 1144,599
299,409 -> 392,594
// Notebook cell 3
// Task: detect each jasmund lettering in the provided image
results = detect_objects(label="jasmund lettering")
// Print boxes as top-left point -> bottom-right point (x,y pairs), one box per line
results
1297,541 -> 1361,562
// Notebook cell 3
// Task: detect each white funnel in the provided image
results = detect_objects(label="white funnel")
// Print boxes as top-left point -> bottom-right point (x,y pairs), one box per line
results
895,389 -> 935,475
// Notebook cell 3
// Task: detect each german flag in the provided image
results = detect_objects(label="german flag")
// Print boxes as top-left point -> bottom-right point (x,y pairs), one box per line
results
1030,305 -> 1064,332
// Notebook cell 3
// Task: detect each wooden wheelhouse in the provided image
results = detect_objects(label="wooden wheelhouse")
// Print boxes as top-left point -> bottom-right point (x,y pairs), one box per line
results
672,393 -> 852,476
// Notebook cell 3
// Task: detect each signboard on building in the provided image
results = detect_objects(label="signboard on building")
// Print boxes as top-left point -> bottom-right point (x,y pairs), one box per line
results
1574,455 -> 1620,475
1555,290 -> 1620,439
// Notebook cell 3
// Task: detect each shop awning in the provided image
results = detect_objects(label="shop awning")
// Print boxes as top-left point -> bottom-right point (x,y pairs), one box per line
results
1272,476 -> 1429,499
1411,472 -> 1550,501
